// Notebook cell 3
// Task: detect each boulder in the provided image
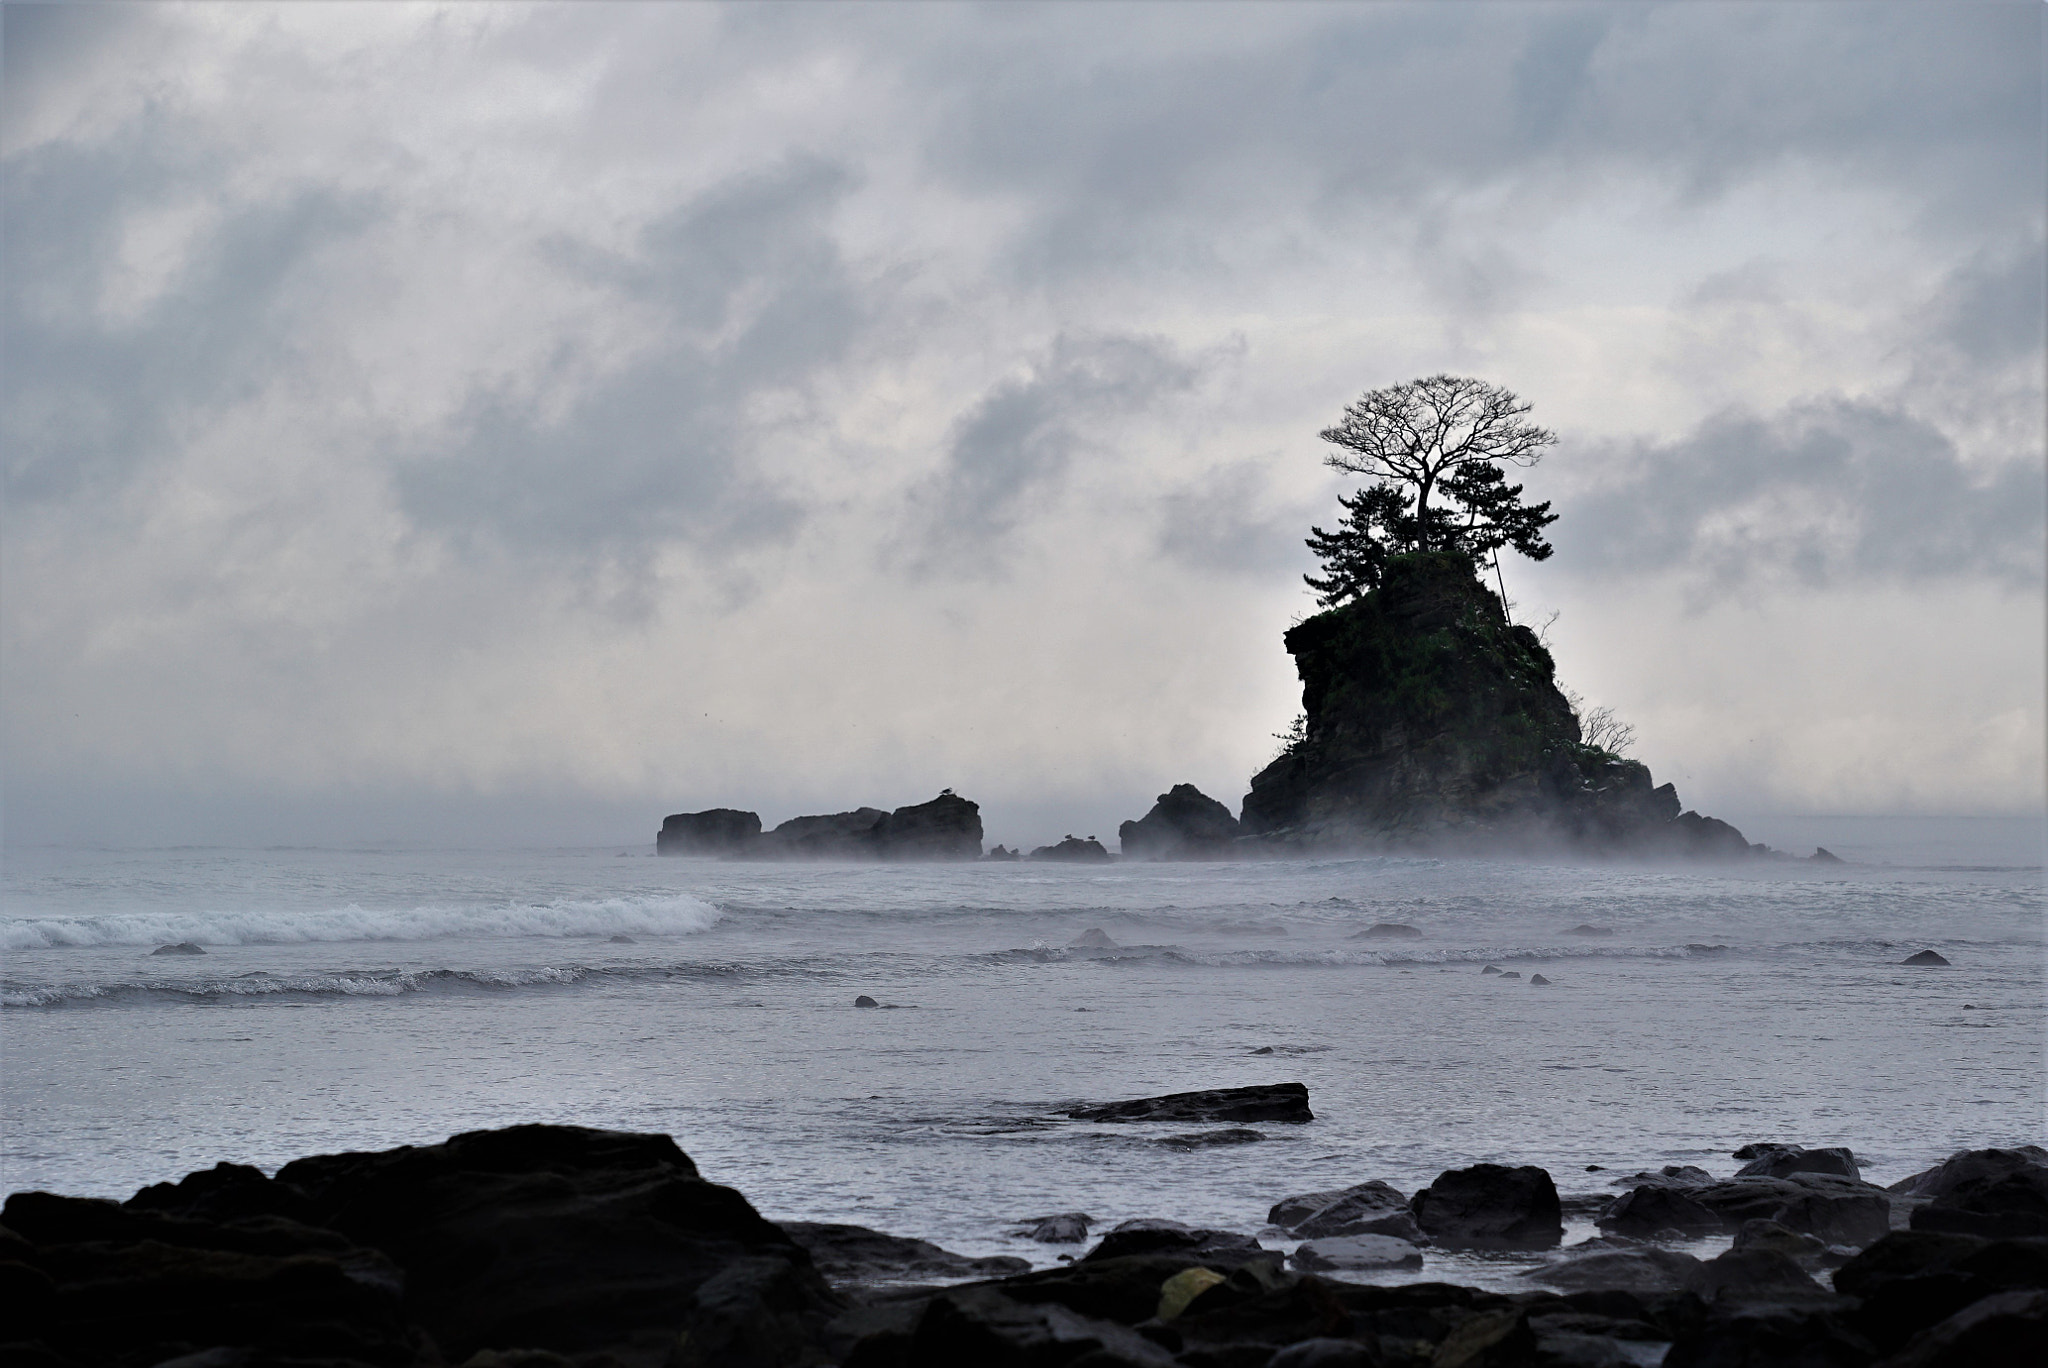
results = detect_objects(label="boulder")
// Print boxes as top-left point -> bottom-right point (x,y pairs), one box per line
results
1912,1165 -> 2048,1239
1607,1165 -> 1714,1190
1901,950 -> 1951,966
1529,974 -> 1552,985
656,808 -> 762,856
1834,1230 -> 2048,1357
1690,1173 -> 1891,1246
1017,1213 -> 1092,1244
1290,1235 -> 1424,1272
1875,1288 -> 2047,1368
906,1284 -> 1179,1367
1734,1144 -> 1862,1181
1522,1247 -> 1705,1294
1029,836 -> 1112,862
1663,1300 -> 1874,1368
1598,1184 -> 1722,1238
854,995 -> 879,1008
1891,1147 -> 2048,1200
1689,1247 -> 1828,1300
1412,1164 -> 1564,1251
1732,1219 -> 1831,1263
1081,1219 -> 1267,1267
152,941 -> 206,955
779,1222 -> 1028,1284
1067,1083 -> 1312,1125
1117,784 -> 1241,860
1275,1182 -> 1420,1243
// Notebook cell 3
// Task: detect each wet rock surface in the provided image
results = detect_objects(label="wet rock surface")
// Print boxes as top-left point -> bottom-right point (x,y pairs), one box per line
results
1067,1082 -> 1313,1124
1412,1163 -> 1565,1250
11,1128 -> 2048,1368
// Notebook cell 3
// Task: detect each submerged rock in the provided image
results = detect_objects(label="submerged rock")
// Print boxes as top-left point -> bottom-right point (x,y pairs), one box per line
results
1082,1219 -> 1266,1267
1017,1212 -> 1093,1244
1902,949 -> 1952,966
151,941 -> 207,955
1412,1164 -> 1564,1250
1068,928 -> 1117,949
1523,1247 -> 1704,1294
1599,1183 -> 1722,1238
1067,1083 -> 1313,1125
1158,1128 -> 1266,1149
1690,1173 -> 1892,1245
1352,922 -> 1424,939
1117,784 -> 1241,860
854,995 -> 879,1008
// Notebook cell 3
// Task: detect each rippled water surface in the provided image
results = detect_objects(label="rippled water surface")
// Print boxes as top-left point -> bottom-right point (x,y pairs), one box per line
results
4,821 -> 2041,1285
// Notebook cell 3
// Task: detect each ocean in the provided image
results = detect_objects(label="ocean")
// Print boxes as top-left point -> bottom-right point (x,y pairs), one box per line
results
3,817 -> 2041,1290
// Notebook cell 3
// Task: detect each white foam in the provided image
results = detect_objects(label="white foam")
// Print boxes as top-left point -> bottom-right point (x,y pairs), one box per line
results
0,892 -> 723,950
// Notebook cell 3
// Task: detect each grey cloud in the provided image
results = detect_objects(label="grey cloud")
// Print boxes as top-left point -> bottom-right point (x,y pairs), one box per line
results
395,160 -> 860,568
899,333 -> 1200,577
3,127 -> 379,503
1157,461 -> 1319,578
1924,244 -> 2046,367
1559,399 -> 2045,591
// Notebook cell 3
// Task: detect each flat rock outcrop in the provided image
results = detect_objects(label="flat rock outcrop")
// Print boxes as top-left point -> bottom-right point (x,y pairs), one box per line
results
1066,1083 -> 1313,1125
1237,551 -> 1758,858
1029,835 -> 1112,862
1117,784 -> 1242,860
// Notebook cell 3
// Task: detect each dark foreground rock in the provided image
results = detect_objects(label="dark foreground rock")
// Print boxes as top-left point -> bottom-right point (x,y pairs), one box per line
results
14,1130 -> 2048,1368
5,1124 -> 840,1368
1067,1083 -> 1313,1124
1118,784 -> 1242,860
780,1221 -> 1028,1283
1268,1180 -> 1420,1242
1690,1172 -> 1893,1245
1733,1143 -> 1862,1181
1412,1163 -> 1564,1250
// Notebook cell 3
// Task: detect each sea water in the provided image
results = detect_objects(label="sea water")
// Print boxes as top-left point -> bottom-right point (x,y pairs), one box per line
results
3,819 -> 2042,1289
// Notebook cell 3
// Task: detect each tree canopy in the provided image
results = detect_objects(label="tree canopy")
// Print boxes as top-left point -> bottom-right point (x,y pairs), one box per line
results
1305,375 -> 1559,606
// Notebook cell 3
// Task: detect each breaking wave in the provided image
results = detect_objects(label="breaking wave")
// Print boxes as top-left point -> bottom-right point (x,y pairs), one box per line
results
0,892 -> 723,951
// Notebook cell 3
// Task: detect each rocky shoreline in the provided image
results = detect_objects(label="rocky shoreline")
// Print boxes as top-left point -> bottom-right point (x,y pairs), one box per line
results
7,1096 -> 2042,1367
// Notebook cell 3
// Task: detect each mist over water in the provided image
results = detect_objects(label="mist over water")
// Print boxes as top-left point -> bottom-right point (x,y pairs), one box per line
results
2,818 -> 2040,1286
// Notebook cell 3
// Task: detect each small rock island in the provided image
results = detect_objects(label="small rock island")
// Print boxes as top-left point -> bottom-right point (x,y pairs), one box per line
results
659,375 -> 1785,863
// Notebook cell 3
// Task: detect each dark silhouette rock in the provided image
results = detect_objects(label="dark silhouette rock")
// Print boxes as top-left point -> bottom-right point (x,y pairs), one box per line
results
906,1283 -> 1178,1366
656,808 -> 762,855
1350,922 -> 1423,939
1290,1234 -> 1423,1271
1117,784 -> 1241,860
607,934 -> 635,943
1599,1184 -> 1723,1238
1067,1083 -> 1312,1125
1811,847 -> 1845,863
1690,1247 -> 1828,1300
1236,552 -> 1756,858
1734,1144 -> 1862,1182
1835,1231 -> 2048,1357
1733,1219 -> 1831,1263
873,791 -> 984,860
1690,1173 -> 1891,1245
152,941 -> 206,955
1412,1164 -> 1564,1250
1902,949 -> 1952,966
854,995 -> 879,1008
1890,1147 -> 2048,1200
1029,836 -> 1112,862
1877,1288 -> 2048,1368
1481,964 -> 1503,975
7,1124 -> 843,1368
1499,970 -> 1522,979
981,844 -> 1020,861
779,1221 -> 1028,1284
1530,974 -> 1552,985
757,807 -> 890,859
1912,1165 -> 2048,1239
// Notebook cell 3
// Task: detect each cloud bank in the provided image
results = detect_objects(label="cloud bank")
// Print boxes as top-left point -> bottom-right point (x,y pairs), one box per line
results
3,2 -> 2041,846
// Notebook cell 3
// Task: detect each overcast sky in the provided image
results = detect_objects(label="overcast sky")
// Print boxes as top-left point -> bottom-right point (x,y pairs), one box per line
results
4,1 -> 2042,850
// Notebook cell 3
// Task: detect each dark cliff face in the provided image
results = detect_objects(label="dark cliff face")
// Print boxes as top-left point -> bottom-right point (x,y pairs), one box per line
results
1240,552 -> 1751,857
